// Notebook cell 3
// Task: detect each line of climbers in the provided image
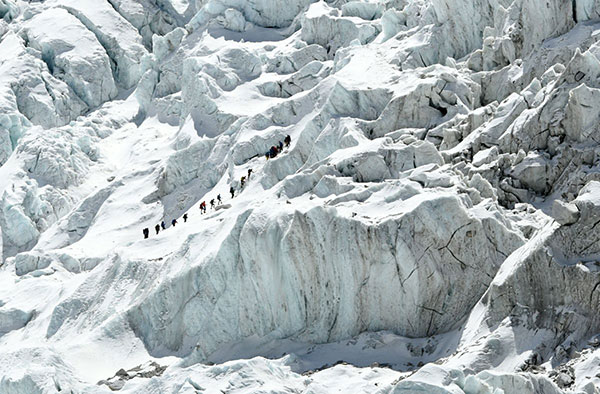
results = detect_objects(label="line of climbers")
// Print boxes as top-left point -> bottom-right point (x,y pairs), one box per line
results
142,135 -> 292,239
265,135 -> 291,160
141,168 -> 253,239
142,214 -> 189,239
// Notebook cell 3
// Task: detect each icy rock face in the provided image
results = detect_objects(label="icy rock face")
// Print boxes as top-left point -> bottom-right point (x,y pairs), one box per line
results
575,0 -> 600,22
393,367 -> 564,394
301,2 -> 380,55
265,44 -> 327,74
563,83 -> 600,142
0,178 -> 73,257
0,308 -> 32,336
0,0 -> 152,166
0,0 -> 18,22
23,8 -> 118,108
57,0 -> 149,89
191,0 -> 313,29
13,251 -> 53,276
259,60 -> 331,98
0,348 -> 84,394
2,0 -> 600,393
128,192 -> 524,357
104,0 -> 179,49
0,32 -> 86,130
155,134 -> 226,197
552,199 -> 580,225
462,182 -> 600,378
0,104 -> 132,257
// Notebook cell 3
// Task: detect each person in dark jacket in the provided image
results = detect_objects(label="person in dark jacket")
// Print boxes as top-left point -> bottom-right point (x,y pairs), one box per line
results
155,224 -> 160,235
143,228 -> 149,239
240,176 -> 246,188
210,199 -> 215,209
217,194 -> 222,205
183,213 -> 188,222
230,186 -> 235,198
247,168 -> 253,179
161,221 -> 166,230
172,219 -> 177,227
278,141 -> 283,151
284,134 -> 291,147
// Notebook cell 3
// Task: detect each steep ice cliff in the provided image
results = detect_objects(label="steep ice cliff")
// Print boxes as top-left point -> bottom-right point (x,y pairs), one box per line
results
1,0 -> 600,393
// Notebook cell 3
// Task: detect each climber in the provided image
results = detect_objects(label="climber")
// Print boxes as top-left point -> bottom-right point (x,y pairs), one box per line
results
217,194 -> 222,205
172,219 -> 177,227
230,186 -> 235,198
143,228 -> 149,239
183,213 -> 188,223
161,221 -> 166,230
155,224 -> 160,235
284,134 -> 291,147
240,176 -> 246,188
265,152 -> 270,160
247,168 -> 253,179
210,199 -> 215,209
200,201 -> 207,213
278,141 -> 283,151
270,146 -> 278,158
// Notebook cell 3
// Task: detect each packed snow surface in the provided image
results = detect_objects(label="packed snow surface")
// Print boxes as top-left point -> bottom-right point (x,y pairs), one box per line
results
1,0 -> 600,393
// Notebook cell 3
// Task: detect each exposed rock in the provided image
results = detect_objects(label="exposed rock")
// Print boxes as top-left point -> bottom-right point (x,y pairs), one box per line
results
98,361 -> 167,391
552,199 -> 580,225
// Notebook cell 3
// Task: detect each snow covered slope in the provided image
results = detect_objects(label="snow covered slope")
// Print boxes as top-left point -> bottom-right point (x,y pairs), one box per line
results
1,0 -> 600,392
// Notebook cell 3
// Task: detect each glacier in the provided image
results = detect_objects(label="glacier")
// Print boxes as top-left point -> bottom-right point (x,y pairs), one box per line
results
1,0 -> 600,393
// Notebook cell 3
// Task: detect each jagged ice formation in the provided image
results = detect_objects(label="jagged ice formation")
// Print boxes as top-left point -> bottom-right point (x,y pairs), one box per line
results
1,0 -> 600,393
